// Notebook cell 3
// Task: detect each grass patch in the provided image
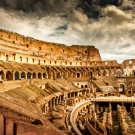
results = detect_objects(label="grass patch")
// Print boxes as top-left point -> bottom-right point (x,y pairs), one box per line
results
113,115 -> 118,126
27,85 -> 49,97
128,114 -> 135,123
114,127 -> 119,135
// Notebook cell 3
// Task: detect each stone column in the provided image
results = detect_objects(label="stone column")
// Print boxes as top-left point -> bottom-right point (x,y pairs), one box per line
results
73,92 -> 75,97
13,71 -> 15,80
51,74 -> 53,79
25,72 -> 27,79
0,114 -> 4,135
59,96 -> 61,103
50,100 -> 52,111
109,103 -> 112,112
53,98 -> 55,110
56,97 -> 58,105
4,71 -> 6,81
19,72 -> 21,79
122,102 -> 124,106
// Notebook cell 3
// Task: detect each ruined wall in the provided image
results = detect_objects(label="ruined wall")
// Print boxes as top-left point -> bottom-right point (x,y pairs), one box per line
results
0,29 -> 103,64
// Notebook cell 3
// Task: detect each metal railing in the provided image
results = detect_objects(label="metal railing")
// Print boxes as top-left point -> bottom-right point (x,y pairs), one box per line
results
91,98 -> 135,102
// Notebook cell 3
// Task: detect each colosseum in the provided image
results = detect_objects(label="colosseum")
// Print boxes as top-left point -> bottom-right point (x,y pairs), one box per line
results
0,28 -> 135,135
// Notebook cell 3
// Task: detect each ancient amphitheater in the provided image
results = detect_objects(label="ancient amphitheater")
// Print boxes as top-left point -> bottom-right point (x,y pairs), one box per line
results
0,28 -> 135,135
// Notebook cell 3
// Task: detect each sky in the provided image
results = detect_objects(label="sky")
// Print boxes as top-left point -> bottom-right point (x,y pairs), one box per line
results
0,0 -> 135,63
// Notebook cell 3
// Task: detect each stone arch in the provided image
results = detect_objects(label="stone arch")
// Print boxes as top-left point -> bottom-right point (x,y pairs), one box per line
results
15,71 -> 19,80
116,67 -> 122,77
68,72 -> 71,77
27,72 -> 31,79
73,73 -> 76,77
84,72 -> 87,77
43,73 -> 47,79
48,72 -> 51,79
57,72 -> 61,78
6,71 -> 13,80
38,73 -> 42,79
63,73 -> 66,78
0,70 -> 5,80
77,73 -> 80,77
53,72 -> 55,79
33,72 -> 36,78
21,72 -> 25,79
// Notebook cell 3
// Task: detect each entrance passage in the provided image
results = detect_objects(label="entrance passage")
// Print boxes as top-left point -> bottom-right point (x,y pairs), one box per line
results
77,73 -> 80,77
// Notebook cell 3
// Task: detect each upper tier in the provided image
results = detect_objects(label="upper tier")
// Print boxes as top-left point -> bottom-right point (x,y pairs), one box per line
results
0,29 -> 102,62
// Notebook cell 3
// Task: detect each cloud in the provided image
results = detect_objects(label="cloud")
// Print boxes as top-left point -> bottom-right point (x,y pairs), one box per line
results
119,43 -> 131,49
102,5 -> 133,24
0,1 -> 135,63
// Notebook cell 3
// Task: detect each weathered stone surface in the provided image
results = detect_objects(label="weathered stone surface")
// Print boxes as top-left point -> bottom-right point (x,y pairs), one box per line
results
52,111 -> 63,119
52,119 -> 66,130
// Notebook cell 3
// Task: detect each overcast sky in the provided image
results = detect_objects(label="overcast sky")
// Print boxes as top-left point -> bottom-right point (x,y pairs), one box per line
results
0,0 -> 135,63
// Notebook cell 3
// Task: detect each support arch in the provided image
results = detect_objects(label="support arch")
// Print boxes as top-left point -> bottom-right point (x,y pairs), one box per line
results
15,71 -> 19,80
21,72 -> 25,79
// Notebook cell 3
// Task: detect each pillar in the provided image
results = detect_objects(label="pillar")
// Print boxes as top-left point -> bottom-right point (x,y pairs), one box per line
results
59,96 -> 61,103
53,98 -> 55,110
13,71 -> 15,80
4,71 -> 6,81
122,102 -> 124,106
41,73 -> 43,79
6,118 -> 14,135
56,97 -> 58,105
25,72 -> 27,79
73,92 -> 75,97
19,72 -> 21,79
132,102 -> 134,107
50,100 -> 52,111
0,114 -> 4,135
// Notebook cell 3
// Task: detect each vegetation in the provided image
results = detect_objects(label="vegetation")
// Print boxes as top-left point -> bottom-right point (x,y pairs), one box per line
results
128,114 -> 135,123
113,115 -> 118,126
114,127 -> 119,135
113,115 -> 119,135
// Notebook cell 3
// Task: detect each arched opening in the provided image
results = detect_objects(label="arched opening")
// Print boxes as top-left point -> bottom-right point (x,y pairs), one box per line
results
68,72 -> 71,77
43,73 -> 46,79
15,71 -> 19,80
6,71 -> 13,80
77,73 -> 80,77
57,72 -> 61,78
21,72 -> 25,79
103,71 -> 106,76
33,72 -> 36,78
0,70 -> 4,80
32,120 -> 43,125
73,73 -> 76,77
90,72 -> 92,78
48,73 -> 51,79
38,73 -> 42,79
63,73 -> 66,78
53,73 -> 55,79
119,84 -> 125,93
27,72 -> 31,79
116,68 -> 122,77
81,85 -> 83,88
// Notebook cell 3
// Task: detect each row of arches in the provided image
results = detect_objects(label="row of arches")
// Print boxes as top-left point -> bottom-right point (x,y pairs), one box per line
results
0,66 -> 123,81
0,70 -> 48,81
